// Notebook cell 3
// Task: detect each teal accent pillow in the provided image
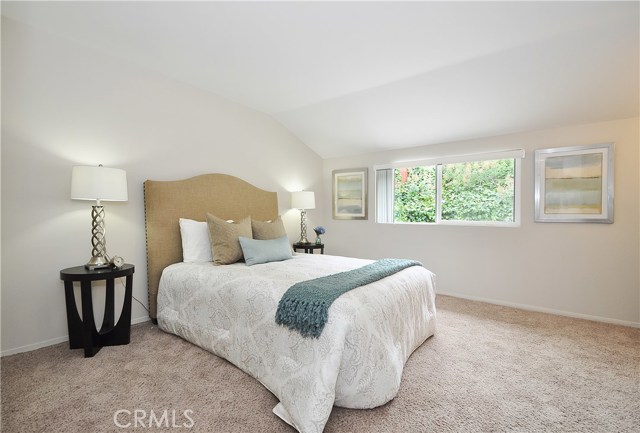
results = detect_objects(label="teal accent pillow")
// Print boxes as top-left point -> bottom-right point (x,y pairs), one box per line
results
239,236 -> 293,266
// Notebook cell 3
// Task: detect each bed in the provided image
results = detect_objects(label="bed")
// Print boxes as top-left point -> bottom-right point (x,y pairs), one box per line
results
144,174 -> 437,433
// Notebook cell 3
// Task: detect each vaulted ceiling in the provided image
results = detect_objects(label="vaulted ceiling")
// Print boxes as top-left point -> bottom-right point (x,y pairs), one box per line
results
3,1 -> 638,158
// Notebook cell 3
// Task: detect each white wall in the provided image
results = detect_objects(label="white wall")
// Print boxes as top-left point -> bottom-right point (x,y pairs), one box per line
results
3,16 -> 637,357
1,18 -> 323,355
323,118 -> 640,325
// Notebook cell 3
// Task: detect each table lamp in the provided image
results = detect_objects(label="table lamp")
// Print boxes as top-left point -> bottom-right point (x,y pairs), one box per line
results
291,191 -> 315,244
71,165 -> 128,269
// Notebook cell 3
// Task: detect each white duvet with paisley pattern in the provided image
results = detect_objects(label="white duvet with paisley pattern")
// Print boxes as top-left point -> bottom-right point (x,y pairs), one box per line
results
157,253 -> 436,433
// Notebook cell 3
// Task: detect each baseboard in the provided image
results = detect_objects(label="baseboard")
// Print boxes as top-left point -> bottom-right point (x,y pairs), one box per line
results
1,315 -> 152,357
438,290 -> 640,329
1,335 -> 71,357
4,294 -> 637,356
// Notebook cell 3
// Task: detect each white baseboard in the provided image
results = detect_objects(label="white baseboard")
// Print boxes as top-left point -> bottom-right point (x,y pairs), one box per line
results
438,290 -> 640,329
1,335 -> 70,357
4,294 -> 638,356
1,315 -> 152,357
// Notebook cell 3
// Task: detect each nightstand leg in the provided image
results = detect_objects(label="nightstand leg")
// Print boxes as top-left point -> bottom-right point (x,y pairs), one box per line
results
80,281 -> 101,357
101,278 -> 115,331
63,281 -> 83,349
119,274 -> 133,343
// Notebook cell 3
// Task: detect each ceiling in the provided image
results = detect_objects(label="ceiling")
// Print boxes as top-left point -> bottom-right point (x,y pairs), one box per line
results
3,1 -> 639,158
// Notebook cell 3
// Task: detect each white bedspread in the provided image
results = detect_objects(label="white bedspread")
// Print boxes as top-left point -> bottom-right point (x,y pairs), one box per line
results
157,254 -> 436,433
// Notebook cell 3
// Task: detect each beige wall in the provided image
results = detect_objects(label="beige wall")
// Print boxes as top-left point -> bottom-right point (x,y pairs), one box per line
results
323,118 -> 640,325
1,18 -> 323,354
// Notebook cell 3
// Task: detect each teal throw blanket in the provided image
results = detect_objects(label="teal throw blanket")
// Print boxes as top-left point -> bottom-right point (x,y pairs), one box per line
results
275,258 -> 422,338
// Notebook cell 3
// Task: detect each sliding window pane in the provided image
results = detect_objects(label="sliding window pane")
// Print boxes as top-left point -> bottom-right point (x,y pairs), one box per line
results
441,159 -> 515,222
394,166 -> 437,223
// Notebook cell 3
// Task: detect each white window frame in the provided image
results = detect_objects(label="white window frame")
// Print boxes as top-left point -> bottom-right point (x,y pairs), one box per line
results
374,149 -> 525,227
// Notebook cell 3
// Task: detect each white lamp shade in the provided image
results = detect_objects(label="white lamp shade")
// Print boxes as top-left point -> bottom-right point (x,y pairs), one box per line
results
71,165 -> 128,202
291,191 -> 315,210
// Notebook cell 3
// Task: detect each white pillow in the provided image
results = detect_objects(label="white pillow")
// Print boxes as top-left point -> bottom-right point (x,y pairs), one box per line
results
179,218 -> 213,262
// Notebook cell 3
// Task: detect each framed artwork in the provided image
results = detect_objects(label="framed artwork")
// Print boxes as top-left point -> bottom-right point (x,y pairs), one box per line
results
332,168 -> 368,220
534,143 -> 614,223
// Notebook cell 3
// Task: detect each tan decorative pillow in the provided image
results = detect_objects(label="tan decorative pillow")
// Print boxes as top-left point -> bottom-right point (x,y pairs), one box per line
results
206,213 -> 252,265
252,216 -> 287,240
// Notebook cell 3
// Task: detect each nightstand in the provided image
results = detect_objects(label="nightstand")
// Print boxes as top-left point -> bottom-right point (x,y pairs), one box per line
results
292,242 -> 324,254
60,264 -> 134,357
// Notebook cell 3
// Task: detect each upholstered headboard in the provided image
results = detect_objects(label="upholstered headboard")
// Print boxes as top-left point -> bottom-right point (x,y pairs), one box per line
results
144,173 -> 278,321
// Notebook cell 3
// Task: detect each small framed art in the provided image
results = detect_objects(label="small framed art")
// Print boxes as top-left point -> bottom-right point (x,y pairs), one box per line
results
534,143 -> 614,223
332,168 -> 368,220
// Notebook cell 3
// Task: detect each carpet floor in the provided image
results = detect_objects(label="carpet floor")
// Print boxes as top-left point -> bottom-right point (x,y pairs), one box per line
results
2,295 -> 639,433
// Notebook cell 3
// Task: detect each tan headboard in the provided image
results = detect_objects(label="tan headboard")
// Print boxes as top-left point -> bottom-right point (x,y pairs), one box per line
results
144,173 -> 278,321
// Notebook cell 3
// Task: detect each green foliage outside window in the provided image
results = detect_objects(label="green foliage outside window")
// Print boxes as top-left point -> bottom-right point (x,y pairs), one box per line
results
394,166 -> 437,222
442,159 -> 515,222
393,159 -> 515,223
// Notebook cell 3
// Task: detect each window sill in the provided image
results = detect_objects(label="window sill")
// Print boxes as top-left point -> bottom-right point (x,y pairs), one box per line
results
376,221 -> 521,228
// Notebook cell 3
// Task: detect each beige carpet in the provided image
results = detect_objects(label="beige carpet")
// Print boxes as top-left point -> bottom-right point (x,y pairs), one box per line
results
2,295 -> 639,433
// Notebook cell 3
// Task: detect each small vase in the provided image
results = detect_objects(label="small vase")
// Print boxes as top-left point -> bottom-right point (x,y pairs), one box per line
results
315,236 -> 322,245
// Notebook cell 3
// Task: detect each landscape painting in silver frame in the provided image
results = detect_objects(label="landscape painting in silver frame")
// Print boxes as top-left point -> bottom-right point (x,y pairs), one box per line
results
534,143 -> 614,223
332,168 -> 368,220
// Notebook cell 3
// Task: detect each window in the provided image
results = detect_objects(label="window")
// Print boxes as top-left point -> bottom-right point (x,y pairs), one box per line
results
376,150 -> 524,226
394,165 -> 437,223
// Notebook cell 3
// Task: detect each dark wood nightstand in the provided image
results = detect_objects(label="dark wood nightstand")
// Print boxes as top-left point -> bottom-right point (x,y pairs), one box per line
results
293,242 -> 324,254
60,264 -> 134,357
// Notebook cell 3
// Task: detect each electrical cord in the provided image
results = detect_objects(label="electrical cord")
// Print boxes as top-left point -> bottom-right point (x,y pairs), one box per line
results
104,253 -> 150,314
132,295 -> 150,313
117,277 -> 149,313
